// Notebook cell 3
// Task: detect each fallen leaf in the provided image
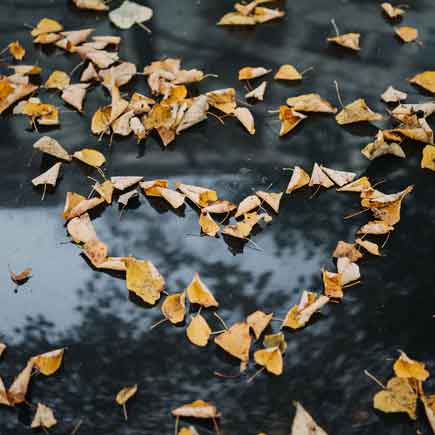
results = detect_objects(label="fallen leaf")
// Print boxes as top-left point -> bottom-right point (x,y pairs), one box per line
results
32,348 -> 64,376
327,33 -> 360,51
172,400 -> 221,419
67,213 -> 97,244
8,41 -> 25,61
178,426 -> 200,435
186,314 -> 212,347
33,136 -> 71,161
8,359 -> 34,405
119,189 -> 139,207
395,26 -> 418,43
33,33 -> 62,44
176,183 -> 218,207
358,220 -> 394,235
381,86 -> 407,103
62,83 -> 89,112
206,88 -> 237,114
32,162 -> 62,188
31,18 -> 63,37
84,239 -> 108,266
247,310 -> 273,340
254,346 -> 283,375
235,195 -> 261,218
245,81 -> 267,101
140,179 -> 169,196
215,322 -> 251,362
423,395 -> 435,434
222,211 -> 263,239
0,79 -> 37,114
336,99 -> 383,125
31,403 -> 57,429
332,241 -> 363,262
112,176 -> 143,191
337,257 -> 360,285
116,385 -> 138,405
382,2 -> 405,19
393,351 -> 429,381
10,267 -> 32,284
234,107 -> 255,134
80,62 -> 99,82
199,212 -> 220,237
256,191 -> 283,213
154,187 -> 185,209
409,71 -> 435,94
421,144 -> 435,171
254,7 -> 285,23
217,12 -> 257,26
100,62 -> 137,89
0,376 -> 9,406
263,332 -> 287,353
362,132 -> 406,160
373,376 -> 417,419
73,148 -> 106,168
161,292 -> 186,324
239,66 -> 271,80
112,110 -> 134,136
186,273 -> 218,308
320,166 -> 356,187
337,176 -> 371,192
355,238 -> 380,256
286,93 -> 337,113
279,106 -> 306,136
64,195 -> 105,221
109,1 -> 153,29
45,70 -> 71,91
93,180 -> 114,204
124,257 -> 165,305
309,163 -> 334,188
176,95 -> 208,133
202,200 -> 237,214
286,166 -> 310,194
72,0 -> 109,11
57,28 -> 94,50
274,64 -> 302,81
283,291 -> 329,330
322,270 -> 342,299
10,65 -> 42,76
0,343 -> 6,358
291,402 -> 328,435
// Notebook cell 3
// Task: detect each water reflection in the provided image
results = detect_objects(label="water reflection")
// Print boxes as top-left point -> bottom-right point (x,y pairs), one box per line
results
1,0 -> 435,434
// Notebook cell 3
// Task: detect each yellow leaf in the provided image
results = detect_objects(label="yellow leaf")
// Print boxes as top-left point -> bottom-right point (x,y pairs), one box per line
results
206,88 -> 236,114
382,3 -> 405,19
45,70 -> 71,90
239,66 -> 271,80
73,148 -> 106,168
67,213 -> 97,244
422,395 -> 435,434
286,93 -> 337,113
161,292 -> 186,324
116,384 -> 138,405
332,241 -> 363,262
409,71 -> 435,94
214,322 -> 251,362
247,310 -> 273,340
279,106 -> 306,136
373,377 -> 417,420
91,105 -> 112,135
94,180 -> 114,204
176,183 -> 218,207
254,7 -> 285,23
186,314 -> 212,347
393,351 -> 429,381
256,191 -> 283,213
286,166 -> 310,194
124,257 -> 165,305
202,199 -> 237,214
218,12 -> 257,26
274,64 -> 302,81
291,402 -> 328,435
84,239 -> 108,266
186,273 -> 218,308
31,18 -> 63,37
395,26 -> 418,43
31,403 -> 57,429
336,99 -> 383,125
32,348 -> 64,376
263,332 -> 287,353
8,41 -> 25,61
337,176 -> 371,192
327,33 -> 360,51
322,270 -> 343,299
421,144 -> 435,171
199,212 -> 220,237
140,179 -> 169,196
172,400 -> 221,418
254,346 -> 283,375
235,195 -> 261,218
8,360 -> 34,405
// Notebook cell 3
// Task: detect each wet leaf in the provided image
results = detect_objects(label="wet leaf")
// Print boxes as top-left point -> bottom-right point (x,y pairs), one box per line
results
172,400 -> 221,419
187,314 -> 212,347
274,64 -> 302,81
162,292 -> 186,324
254,346 -> 283,375
327,33 -> 360,51
395,26 -> 418,43
186,273 -> 218,308
291,402 -> 328,435
73,148 -> 106,168
10,267 -> 32,284
214,322 -> 251,362
31,403 -> 57,429
32,162 -> 62,187
239,66 -> 271,80
247,310 -> 273,340
393,351 -> 429,381
124,257 -> 165,305
32,348 -> 64,376
373,377 -> 417,419
336,99 -> 383,125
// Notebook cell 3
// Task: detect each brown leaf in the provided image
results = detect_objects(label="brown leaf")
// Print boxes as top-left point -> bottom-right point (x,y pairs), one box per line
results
10,267 -> 32,284
322,270 -> 343,299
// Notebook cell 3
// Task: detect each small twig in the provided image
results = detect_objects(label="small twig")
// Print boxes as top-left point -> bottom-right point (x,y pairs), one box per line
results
207,111 -> 225,125
41,184 -> 47,201
213,371 -> 241,379
137,22 -> 152,33
247,367 -> 265,383
122,403 -> 128,421
271,317 -> 285,322
174,416 -> 179,435
70,419 -> 83,435
300,66 -> 314,76
382,231 -> 391,248
344,208 -> 370,220
213,312 -> 228,330
309,184 -> 321,199
334,80 -> 344,108
343,280 -> 361,289
149,318 -> 168,330
330,18 -> 340,36
70,60 -> 85,76
364,369 -> 386,389
210,329 -> 227,335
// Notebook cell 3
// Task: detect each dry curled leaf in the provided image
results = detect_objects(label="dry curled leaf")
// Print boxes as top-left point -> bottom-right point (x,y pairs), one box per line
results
109,1 -> 153,30
112,176 -> 143,191
254,346 -> 283,375
206,88 -> 236,114
328,33 -> 360,51
333,241 -> 363,262
395,26 -> 418,43
245,81 -> 267,101
235,195 -> 261,218
320,166 -> 356,187
124,257 -> 165,305
45,70 -> 71,91
176,183 -> 217,207
358,220 -> 394,235
32,348 -> 64,376
223,211 -> 263,239
362,132 -> 406,160
336,99 -> 383,125
172,400 -> 221,419
73,148 -> 106,168
10,267 -> 32,284
337,257 -> 360,285
286,93 -> 337,113
322,270 -> 342,299
217,12 -> 257,26
254,7 -> 285,23
31,18 -> 63,37
309,163 -> 334,188
215,322 -> 251,362
286,166 -> 310,194
247,310 -> 273,340
62,83 -> 89,112
274,64 -> 302,81
337,176 -> 371,192
355,238 -> 380,256
279,106 -> 306,136
8,359 -> 34,405
373,376 -> 417,420
161,292 -> 186,324
291,402 -> 328,435
31,403 -> 57,429
202,200 -> 237,214
186,314 -> 212,347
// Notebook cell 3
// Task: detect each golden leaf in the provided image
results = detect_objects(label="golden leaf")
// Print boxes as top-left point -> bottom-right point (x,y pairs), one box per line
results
124,257 -> 165,305
332,241 -> 363,262
355,238 -> 380,256
247,310 -> 273,340
286,166 -> 310,194
218,12 -> 257,26
422,144 -> 435,171
31,18 -> 63,37
0,376 -> 10,406
238,66 -> 271,80
373,377 -> 417,419
186,273 -> 218,308
31,403 -> 57,429
199,212 -> 220,237
73,148 -> 106,168
336,99 -> 383,125
72,0 -> 109,11
423,395 -> 435,434
327,33 -> 360,51
337,176 -> 371,192
395,26 -> 418,43
214,322 -> 251,362
94,180 -> 114,204
176,183 -> 218,207
382,2 -> 405,19
8,360 -> 34,405
202,200 -> 237,214
140,179 -> 169,196
172,400 -> 221,418
63,195 -> 104,221
256,191 -> 283,213
116,384 -> 138,405
10,267 -> 32,284
409,71 -> 435,94
45,70 -> 71,90
186,314 -> 212,347
279,106 -> 306,136
161,292 -> 186,324
274,64 -> 302,81
263,332 -> 287,353
8,41 -> 25,61
322,270 -> 342,299
286,93 -> 337,113
206,88 -> 237,114
235,195 -> 261,218
32,348 -> 64,376
393,351 -> 429,381
254,346 -> 283,375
